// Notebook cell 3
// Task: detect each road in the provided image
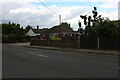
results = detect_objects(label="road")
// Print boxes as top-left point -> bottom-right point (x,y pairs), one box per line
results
2,44 -> 118,78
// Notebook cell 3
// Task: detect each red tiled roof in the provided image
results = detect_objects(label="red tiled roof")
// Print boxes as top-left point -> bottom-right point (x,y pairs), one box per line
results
32,25 -> 73,34
48,25 -> 73,33
32,28 -> 48,34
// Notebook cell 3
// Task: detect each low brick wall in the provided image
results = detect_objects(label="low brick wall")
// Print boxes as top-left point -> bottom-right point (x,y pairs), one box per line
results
30,40 -> 78,48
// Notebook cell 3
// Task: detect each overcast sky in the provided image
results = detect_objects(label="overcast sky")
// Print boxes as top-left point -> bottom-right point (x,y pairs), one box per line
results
0,0 -> 119,31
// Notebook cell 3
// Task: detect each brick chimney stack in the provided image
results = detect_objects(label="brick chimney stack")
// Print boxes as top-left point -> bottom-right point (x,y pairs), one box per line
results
37,25 -> 39,30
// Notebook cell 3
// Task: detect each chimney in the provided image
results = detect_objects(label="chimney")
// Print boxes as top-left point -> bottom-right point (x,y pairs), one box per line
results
37,25 -> 39,30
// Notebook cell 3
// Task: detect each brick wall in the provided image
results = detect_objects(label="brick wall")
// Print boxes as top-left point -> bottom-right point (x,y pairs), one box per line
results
30,40 -> 78,48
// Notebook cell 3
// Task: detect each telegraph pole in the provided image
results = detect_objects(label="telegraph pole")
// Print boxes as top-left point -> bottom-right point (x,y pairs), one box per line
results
59,15 -> 61,25
38,0 -> 61,26
78,20 -> 81,48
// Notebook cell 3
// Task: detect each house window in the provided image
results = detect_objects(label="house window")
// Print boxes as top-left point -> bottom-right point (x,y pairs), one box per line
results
72,34 -> 74,37
54,33 -> 58,37
69,34 -> 71,37
63,34 -> 66,37
65,34 -> 68,37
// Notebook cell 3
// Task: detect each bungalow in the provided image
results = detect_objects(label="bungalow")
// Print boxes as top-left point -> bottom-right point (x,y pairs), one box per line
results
26,25 -> 81,40
26,28 -> 40,36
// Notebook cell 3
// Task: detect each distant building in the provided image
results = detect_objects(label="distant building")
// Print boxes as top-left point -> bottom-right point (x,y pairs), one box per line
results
26,25 -> 81,40
26,28 -> 40,36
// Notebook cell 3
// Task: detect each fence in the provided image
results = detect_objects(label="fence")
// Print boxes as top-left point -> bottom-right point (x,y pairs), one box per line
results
30,36 -> 120,50
80,36 -> 97,49
80,36 -> 120,50
99,37 -> 119,50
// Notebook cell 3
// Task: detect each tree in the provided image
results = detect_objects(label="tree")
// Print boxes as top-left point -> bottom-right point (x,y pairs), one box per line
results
2,22 -> 21,35
2,22 -> 27,42
80,15 -> 87,25
78,20 -> 84,35
79,7 -> 118,37
60,22 -> 72,30
92,7 -> 98,21
92,18 -> 118,37
78,28 -> 84,35
25,25 -> 32,32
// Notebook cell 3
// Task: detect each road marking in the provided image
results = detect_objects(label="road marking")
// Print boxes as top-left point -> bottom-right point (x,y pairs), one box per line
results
38,55 -> 48,57
29,53 -> 48,58
117,67 -> 120,69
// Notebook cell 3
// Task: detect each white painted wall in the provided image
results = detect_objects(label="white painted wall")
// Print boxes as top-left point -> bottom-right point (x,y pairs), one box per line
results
26,29 -> 40,36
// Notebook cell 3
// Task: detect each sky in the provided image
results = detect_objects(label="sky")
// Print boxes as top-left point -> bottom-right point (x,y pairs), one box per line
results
0,0 -> 119,31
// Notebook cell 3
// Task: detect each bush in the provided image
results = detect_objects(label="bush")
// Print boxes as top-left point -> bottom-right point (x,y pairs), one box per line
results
49,36 -> 61,40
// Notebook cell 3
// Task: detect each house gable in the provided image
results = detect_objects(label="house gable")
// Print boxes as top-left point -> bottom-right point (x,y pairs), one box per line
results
26,29 -> 40,36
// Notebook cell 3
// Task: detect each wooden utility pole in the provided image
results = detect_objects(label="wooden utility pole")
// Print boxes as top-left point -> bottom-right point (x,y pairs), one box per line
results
78,36 -> 80,48
59,15 -> 61,25
97,36 -> 100,49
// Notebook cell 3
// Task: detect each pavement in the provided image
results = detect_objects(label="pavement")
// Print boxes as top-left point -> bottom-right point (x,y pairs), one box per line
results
6,42 -> 119,56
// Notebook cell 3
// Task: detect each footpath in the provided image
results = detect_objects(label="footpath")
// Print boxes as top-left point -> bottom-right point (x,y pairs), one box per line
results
26,46 -> 119,56
7,43 -> 119,56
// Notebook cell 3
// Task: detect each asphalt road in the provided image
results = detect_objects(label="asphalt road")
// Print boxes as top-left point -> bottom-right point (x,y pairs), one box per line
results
2,44 -> 118,78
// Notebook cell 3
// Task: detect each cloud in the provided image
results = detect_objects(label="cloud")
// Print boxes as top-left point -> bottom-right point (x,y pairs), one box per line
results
97,0 -> 119,8
99,10 -> 118,20
0,0 -> 38,4
10,8 -> 37,14
1,0 -> 118,31
57,6 -> 91,21
1,1 -> 90,30
1,0 -> 119,4
1,2 -> 59,28
41,0 -> 120,2
118,1 -> 120,19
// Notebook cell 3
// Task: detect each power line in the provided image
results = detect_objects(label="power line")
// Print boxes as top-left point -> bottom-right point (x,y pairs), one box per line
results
38,0 -> 56,14
38,0 -> 62,24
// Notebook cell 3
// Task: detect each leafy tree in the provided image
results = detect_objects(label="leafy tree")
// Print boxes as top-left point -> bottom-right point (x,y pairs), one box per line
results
2,22 -> 21,35
78,20 -> 84,35
79,7 -> 118,37
25,25 -> 32,32
80,7 -> 98,35
20,27 -> 26,35
2,22 -> 27,42
92,7 -> 98,21
92,18 -> 119,37
60,22 -> 72,30
80,15 -> 93,35
78,28 -> 84,35
80,15 -> 87,26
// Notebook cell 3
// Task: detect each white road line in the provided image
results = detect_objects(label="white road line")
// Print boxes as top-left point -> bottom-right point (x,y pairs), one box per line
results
29,53 -> 48,58
38,55 -> 48,57
117,67 -> 120,69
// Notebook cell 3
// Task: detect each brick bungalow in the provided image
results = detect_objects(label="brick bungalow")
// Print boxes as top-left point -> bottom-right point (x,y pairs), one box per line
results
26,25 -> 80,40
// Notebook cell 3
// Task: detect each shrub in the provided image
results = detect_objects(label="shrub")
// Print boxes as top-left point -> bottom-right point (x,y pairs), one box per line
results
49,36 -> 61,40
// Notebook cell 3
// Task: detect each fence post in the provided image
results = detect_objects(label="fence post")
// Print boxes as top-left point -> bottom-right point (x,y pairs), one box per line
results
97,36 -> 100,49
78,36 -> 80,48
